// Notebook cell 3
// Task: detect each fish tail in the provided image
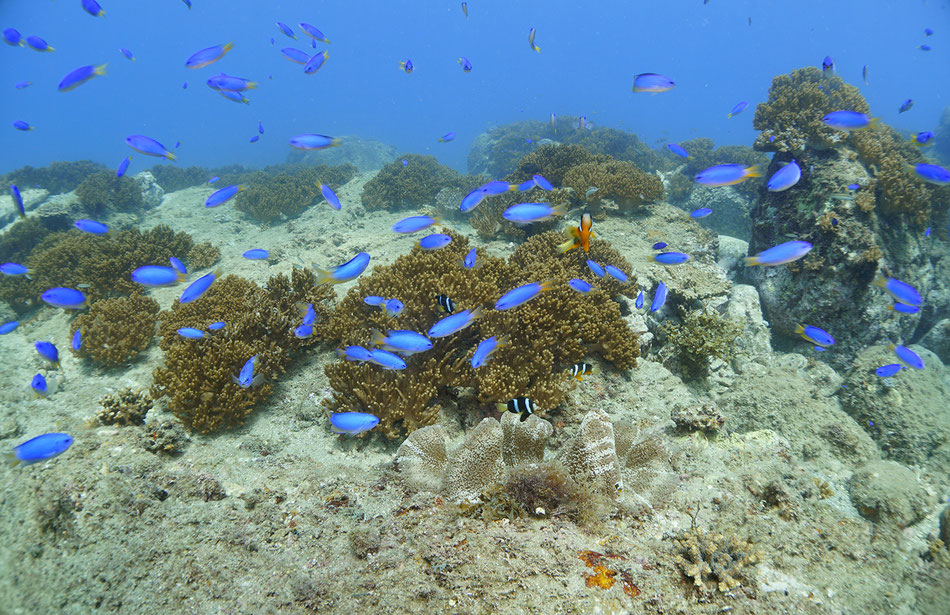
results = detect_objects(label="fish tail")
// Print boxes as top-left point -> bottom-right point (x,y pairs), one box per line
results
872,272 -> 887,289
314,267 -> 333,285
745,165 -> 763,178
794,324 -> 805,336
246,81 -> 258,90
469,306 -> 485,321
369,328 -> 386,347
3,452 -> 20,467
743,256 -> 760,267
95,64 -> 107,76
222,41 -> 234,53
330,138 -> 342,147
494,402 -> 508,413
164,151 -> 177,162
557,238 -> 578,253
550,203 -> 569,218
538,279 -> 556,294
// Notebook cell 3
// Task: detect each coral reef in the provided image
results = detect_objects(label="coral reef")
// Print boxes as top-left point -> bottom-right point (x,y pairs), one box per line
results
671,526 -> 760,593
151,268 -> 334,433
323,231 -> 639,440
74,171 -> 144,215
360,154 -> 478,212
466,118 -> 672,178
746,67 -> 950,370
0,224 -> 205,314
235,164 -> 357,225
562,159 -> 664,213
515,144 -> 609,187
71,294 -> 160,367
3,160 -> 107,195
752,67 -> 869,154
659,309 -> 741,379
96,388 -> 153,426
148,165 -> 209,192
185,241 -> 220,269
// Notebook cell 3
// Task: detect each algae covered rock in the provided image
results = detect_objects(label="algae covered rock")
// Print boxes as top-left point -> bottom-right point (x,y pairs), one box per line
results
840,344 -> 950,466
848,460 -> 931,527
75,170 -> 144,215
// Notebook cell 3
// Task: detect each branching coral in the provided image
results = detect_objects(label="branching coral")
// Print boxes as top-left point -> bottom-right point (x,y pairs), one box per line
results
0,224 -> 205,314
74,171 -> 143,215
3,160 -> 107,195
71,294 -> 160,367
851,125 -> 946,225
185,242 -> 220,269
361,154 -> 479,212
752,67 -> 869,154
151,268 -> 334,433
659,309 -> 741,379
234,164 -> 357,225
323,230 -> 639,439
562,159 -> 664,212
515,144 -> 610,187
672,527 -> 760,593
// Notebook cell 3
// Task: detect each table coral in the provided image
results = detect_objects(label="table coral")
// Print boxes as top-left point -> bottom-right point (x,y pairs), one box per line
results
323,230 -> 639,440
151,268 -> 334,433
360,154 -> 479,211
71,294 -> 160,367
753,67 -> 869,155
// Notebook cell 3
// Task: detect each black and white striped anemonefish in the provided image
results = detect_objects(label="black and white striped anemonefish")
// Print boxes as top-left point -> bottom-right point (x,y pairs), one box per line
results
496,397 -> 535,422
436,294 -> 456,314
570,363 -> 595,381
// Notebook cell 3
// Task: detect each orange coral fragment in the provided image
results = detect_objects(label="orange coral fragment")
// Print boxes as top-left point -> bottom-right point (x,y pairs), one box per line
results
584,565 -> 617,589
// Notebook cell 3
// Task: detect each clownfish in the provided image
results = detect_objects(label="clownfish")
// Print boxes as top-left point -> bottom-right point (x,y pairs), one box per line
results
558,212 -> 595,253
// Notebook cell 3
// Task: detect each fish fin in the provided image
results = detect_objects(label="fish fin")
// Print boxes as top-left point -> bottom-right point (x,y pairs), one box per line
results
94,64 -> 107,76
550,203 -> 568,217
231,374 -> 242,386
495,402 -> 508,413
3,452 -> 20,467
743,256 -> 760,267
250,373 -> 267,387
314,267 -> 333,285
330,425 -> 347,435
556,238 -> 577,253
745,165 -> 763,178
370,328 -> 386,347
222,41 -> 234,53
164,151 -> 177,162
574,375 -> 584,382
469,306 -> 485,321
872,272 -> 887,289
794,324 -> 805,336
538,280 -> 556,294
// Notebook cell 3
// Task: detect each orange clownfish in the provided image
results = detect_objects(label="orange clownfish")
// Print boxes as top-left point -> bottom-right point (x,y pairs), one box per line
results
558,212 -> 594,253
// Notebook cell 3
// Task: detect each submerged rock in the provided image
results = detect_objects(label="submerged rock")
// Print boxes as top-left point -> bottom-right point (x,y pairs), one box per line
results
840,344 -> 950,466
132,171 -> 164,209
848,460 -> 931,527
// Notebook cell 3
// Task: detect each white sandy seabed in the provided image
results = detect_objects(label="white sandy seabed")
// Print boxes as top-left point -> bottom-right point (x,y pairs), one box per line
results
1,170 -> 949,615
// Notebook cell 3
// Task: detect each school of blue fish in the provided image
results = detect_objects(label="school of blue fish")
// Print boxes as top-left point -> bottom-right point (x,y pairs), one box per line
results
1,2 -> 944,459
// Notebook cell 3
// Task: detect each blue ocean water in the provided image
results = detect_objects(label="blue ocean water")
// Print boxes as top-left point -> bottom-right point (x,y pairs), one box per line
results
2,0 -> 947,173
